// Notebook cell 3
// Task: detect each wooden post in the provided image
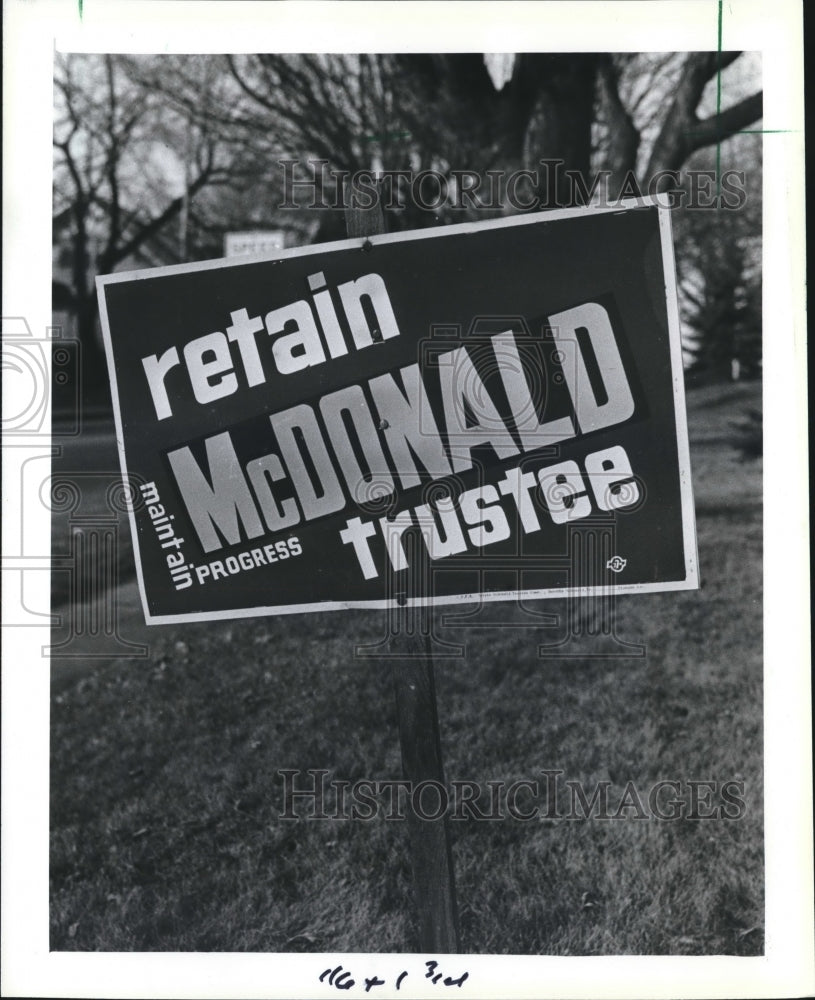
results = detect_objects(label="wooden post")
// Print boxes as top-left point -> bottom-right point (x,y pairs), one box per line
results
391,528 -> 460,954
344,182 -> 460,954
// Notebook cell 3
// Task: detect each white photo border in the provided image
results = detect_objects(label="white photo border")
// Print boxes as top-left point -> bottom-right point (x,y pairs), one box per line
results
2,2 -> 810,998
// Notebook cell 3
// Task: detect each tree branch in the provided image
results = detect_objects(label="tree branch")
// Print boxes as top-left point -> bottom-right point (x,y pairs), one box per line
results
645,52 -> 761,176
107,168 -> 214,266
597,55 -> 640,190
686,91 -> 763,152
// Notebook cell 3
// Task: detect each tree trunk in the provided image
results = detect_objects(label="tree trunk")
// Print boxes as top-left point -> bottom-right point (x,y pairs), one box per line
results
71,218 -> 110,409
520,55 -> 600,208
597,56 -> 640,198
645,52 -> 761,177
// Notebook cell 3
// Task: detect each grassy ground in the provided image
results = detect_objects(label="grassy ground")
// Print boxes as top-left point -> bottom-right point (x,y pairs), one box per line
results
50,380 -> 763,954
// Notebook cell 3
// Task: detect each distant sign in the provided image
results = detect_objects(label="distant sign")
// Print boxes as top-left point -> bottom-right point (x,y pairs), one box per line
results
224,230 -> 285,258
97,204 -> 697,623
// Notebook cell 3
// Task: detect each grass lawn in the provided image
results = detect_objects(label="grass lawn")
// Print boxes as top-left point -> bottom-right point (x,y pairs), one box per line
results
50,380 -> 763,954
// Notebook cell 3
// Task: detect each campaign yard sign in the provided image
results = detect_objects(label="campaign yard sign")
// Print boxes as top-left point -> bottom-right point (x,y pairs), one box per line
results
97,203 -> 698,624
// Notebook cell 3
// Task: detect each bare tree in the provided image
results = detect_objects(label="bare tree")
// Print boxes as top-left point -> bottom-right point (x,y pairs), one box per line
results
219,51 -> 761,210
53,53 -> 239,392
53,51 -> 764,395
644,53 -> 762,176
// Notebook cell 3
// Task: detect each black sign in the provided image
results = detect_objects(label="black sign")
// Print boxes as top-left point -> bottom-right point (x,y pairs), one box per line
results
97,204 -> 697,622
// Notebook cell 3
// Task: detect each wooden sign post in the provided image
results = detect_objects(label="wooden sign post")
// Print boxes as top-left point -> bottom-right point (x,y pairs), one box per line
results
390,529 -> 460,954
345,186 -> 460,954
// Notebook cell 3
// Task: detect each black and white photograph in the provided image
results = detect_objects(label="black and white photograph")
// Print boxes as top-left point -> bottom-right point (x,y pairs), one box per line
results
2,2 -> 811,998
